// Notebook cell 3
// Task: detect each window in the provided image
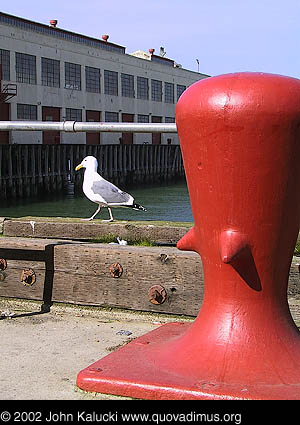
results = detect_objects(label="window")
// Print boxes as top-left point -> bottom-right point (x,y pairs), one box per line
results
151,79 -> 162,102
177,84 -> 186,100
65,62 -> 81,90
104,70 -> 118,95
66,108 -> 82,121
137,76 -> 148,100
165,82 -> 174,104
16,52 -> 36,84
165,117 -> 175,123
85,66 -> 100,93
121,73 -> 134,98
0,49 -> 10,80
17,104 -> 37,120
105,111 -> 119,122
41,57 -> 60,87
137,114 -> 149,123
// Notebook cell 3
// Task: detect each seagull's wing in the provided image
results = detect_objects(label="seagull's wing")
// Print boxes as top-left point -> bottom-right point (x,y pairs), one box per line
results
91,180 -> 133,205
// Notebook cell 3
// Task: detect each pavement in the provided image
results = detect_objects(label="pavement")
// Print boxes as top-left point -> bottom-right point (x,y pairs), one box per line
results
1,297 -> 300,401
0,298 -> 192,400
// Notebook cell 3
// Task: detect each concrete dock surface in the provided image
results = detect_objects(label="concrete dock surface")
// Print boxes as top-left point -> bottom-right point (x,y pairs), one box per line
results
1,297 -> 300,401
0,298 -> 193,400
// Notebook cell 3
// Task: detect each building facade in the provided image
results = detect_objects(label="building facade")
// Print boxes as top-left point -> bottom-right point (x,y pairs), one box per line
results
0,12 -> 209,145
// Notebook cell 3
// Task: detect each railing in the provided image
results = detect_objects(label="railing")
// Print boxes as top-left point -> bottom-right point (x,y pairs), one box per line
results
0,121 -> 177,133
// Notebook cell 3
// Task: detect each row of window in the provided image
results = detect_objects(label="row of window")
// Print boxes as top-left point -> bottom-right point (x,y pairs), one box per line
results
0,49 -> 187,102
16,104 -> 176,123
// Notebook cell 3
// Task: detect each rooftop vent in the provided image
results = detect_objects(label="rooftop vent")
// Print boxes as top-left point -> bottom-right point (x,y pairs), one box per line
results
49,20 -> 58,28
160,47 -> 166,57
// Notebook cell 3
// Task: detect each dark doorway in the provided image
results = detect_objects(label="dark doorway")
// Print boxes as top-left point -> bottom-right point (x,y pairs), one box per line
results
86,110 -> 101,145
151,116 -> 162,145
121,113 -> 134,144
0,102 -> 10,144
42,107 -> 61,144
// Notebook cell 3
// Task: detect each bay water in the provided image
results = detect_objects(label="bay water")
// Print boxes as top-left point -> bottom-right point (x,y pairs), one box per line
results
0,181 -> 193,223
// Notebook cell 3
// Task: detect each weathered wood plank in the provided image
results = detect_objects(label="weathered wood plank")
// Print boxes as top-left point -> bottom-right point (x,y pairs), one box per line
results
2,219 -> 192,244
37,145 -> 42,189
0,237 -> 299,317
0,238 -> 50,301
51,243 -> 203,315
30,144 -> 37,196
0,261 -> 45,300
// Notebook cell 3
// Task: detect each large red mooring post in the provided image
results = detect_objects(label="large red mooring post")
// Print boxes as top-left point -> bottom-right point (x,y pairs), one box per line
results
77,72 -> 300,399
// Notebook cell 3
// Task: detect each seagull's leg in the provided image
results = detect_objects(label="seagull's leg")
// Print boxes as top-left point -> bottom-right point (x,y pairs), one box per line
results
108,207 -> 114,222
82,205 -> 101,221
102,207 -> 114,222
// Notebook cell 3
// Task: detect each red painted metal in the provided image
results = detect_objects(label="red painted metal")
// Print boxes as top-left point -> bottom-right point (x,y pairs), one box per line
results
49,20 -> 58,28
77,72 -> 300,399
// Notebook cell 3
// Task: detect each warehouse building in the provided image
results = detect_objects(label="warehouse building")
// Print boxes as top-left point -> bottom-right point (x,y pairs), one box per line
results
0,12 -> 209,145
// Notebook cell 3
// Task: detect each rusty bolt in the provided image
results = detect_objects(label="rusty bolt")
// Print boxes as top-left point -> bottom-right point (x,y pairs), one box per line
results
109,262 -> 123,278
0,259 -> 7,271
20,269 -> 36,287
148,285 -> 167,305
160,253 -> 169,263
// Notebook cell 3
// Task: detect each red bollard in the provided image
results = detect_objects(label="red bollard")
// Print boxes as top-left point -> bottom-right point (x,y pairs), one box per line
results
77,72 -> 300,399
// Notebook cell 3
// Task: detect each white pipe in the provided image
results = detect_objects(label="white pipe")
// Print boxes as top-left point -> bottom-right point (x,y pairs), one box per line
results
0,121 -> 177,133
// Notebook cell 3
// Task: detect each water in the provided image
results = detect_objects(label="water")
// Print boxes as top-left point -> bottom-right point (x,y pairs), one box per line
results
0,182 -> 193,223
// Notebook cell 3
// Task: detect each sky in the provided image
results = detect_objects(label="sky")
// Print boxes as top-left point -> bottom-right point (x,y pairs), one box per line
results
2,0 -> 300,78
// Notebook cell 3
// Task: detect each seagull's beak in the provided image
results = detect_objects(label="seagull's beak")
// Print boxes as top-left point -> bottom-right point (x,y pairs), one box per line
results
75,163 -> 83,171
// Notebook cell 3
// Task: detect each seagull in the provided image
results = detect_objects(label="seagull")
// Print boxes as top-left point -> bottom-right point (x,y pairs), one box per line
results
75,156 -> 146,222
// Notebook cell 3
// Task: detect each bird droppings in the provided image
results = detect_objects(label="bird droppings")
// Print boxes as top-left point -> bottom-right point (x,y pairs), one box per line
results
29,220 -> 36,233
0,310 -> 15,319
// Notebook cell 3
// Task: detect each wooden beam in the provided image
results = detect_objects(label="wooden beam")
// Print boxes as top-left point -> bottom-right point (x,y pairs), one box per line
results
0,237 -> 299,317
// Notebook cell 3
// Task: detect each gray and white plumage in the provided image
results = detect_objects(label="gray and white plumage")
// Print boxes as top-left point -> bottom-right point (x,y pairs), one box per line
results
75,155 -> 146,222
